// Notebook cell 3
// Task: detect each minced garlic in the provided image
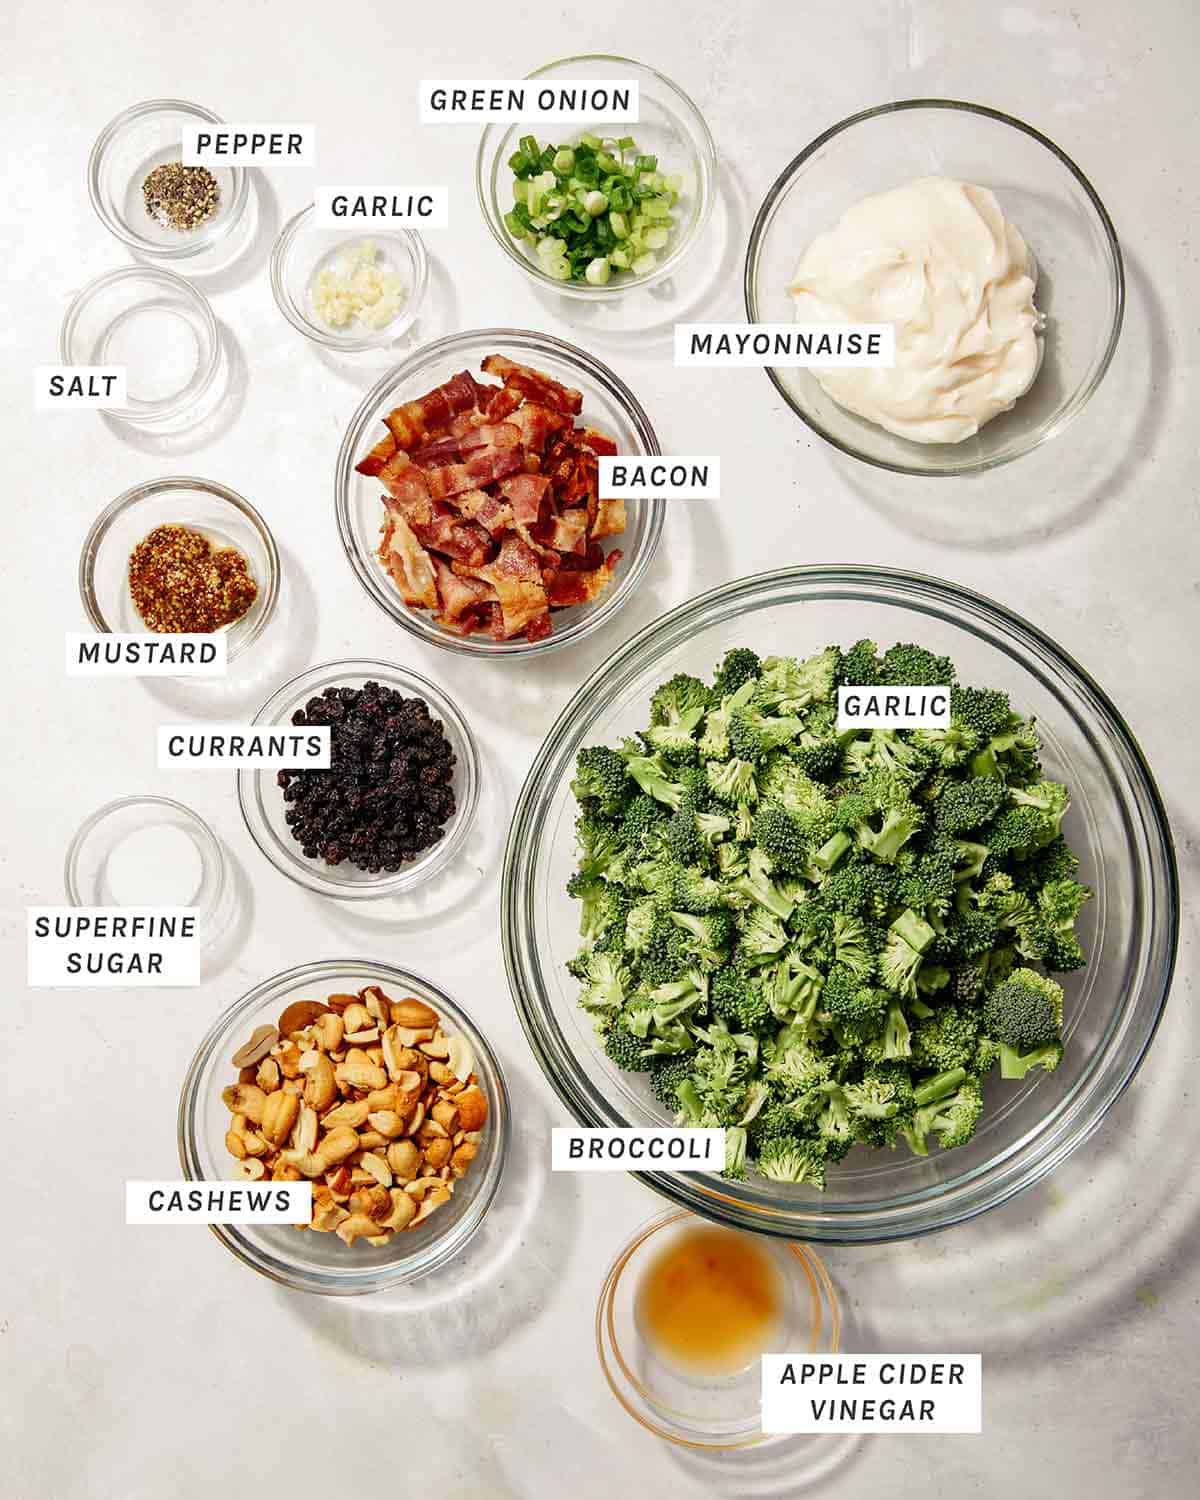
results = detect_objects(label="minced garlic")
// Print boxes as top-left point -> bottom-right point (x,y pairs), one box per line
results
311,240 -> 406,331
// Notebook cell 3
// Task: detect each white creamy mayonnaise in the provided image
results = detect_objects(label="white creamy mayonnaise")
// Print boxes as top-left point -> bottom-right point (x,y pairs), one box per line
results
788,177 -> 1043,444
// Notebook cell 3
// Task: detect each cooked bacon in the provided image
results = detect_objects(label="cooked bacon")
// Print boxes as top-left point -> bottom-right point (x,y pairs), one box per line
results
579,427 -> 618,457
546,551 -> 621,606
384,370 -> 480,449
359,353 -> 625,642
500,473 -> 551,525
380,511 -> 439,610
356,432 -> 398,476
410,422 -> 521,467
481,355 -> 583,416
591,498 -> 627,541
425,444 -> 524,500
457,533 -> 548,639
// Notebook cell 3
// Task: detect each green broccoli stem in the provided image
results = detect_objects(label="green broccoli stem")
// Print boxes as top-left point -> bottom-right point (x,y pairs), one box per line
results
914,1067 -> 967,1107
892,908 -> 936,955
812,830 -> 851,873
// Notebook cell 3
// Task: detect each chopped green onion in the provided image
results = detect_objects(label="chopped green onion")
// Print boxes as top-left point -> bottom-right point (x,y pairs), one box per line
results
583,189 -> 608,217
631,251 -> 658,275
552,148 -> 575,174
617,135 -> 635,150
608,210 -> 629,240
578,131 -> 602,149
585,257 -> 611,286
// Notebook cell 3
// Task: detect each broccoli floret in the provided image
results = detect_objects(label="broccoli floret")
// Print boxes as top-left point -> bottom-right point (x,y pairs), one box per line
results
670,908 -> 734,967
971,719 -> 1042,785
911,721 -> 980,768
877,643 -> 955,688
736,907 -> 790,967
753,648 -> 839,715
986,806 -> 1051,863
762,957 -> 825,1026
758,1136 -> 829,1189
575,951 -> 631,1021
911,1005 -> 980,1073
904,1075 -> 984,1154
649,1053 -> 693,1110
711,967 -> 770,1031
820,856 -> 897,919
982,968 -> 1063,1051
751,801 -> 811,874
950,685 -> 1013,742
998,1039 -> 1064,1080
1018,836 -> 1081,890
706,757 -> 759,806
618,794 -> 666,855
571,745 -> 631,815
844,729 -> 930,786
1032,878 -> 1091,971
837,639 -> 881,686
643,720 -> 701,763
856,800 -> 925,864
763,1028 -> 833,1098
572,814 -> 623,880
821,966 -> 888,1044
793,737 -> 842,781
618,742 -> 689,810
713,647 -> 762,697
845,1064 -> 917,1146
933,776 -> 1006,834
878,910 -> 935,997
664,806 -> 705,866
650,673 -> 712,727
603,1022 -> 651,1072
895,844 -> 958,916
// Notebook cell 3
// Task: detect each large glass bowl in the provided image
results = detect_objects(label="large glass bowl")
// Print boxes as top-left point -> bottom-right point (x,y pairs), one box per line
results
476,55 -> 716,299
745,100 -> 1124,476
178,959 -> 509,1295
502,568 -> 1177,1244
335,328 -> 664,657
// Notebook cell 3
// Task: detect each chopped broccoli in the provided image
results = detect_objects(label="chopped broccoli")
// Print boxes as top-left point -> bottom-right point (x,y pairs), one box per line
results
982,968 -> 1063,1051
603,1022 -> 651,1072
713,647 -> 762,697
571,745 -> 631,815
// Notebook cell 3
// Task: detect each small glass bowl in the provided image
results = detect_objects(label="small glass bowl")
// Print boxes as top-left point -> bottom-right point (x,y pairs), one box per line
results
65,795 -> 228,945
597,1209 -> 840,1448
336,328 -> 664,657
745,100 -> 1124,475
477,54 -> 716,298
270,205 -> 429,351
238,659 -> 480,901
88,98 -> 249,260
79,476 -> 279,664
178,959 -> 510,1295
60,267 -> 222,428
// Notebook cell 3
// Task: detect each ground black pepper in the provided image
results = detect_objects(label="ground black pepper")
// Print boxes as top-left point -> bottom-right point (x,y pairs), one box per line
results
142,162 -> 220,231
278,683 -> 457,873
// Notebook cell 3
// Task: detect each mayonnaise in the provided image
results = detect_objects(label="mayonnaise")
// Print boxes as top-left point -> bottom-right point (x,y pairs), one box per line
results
788,177 -> 1043,444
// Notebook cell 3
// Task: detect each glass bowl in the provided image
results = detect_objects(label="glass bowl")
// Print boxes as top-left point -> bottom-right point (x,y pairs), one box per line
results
65,795 -> 229,947
79,476 -> 279,663
178,959 -> 509,1295
502,567 -> 1177,1244
88,98 -> 249,260
477,55 -> 716,299
270,205 -> 429,351
597,1209 -> 840,1449
744,100 -> 1124,475
335,328 -> 664,657
60,268 -> 222,428
238,659 -> 480,901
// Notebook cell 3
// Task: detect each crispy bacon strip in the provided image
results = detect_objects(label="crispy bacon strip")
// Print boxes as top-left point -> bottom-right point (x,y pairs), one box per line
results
481,355 -> 583,416
579,427 -> 618,457
355,432 -> 397,476
432,558 -> 495,630
546,551 -> 621,607
410,422 -> 521,467
499,473 -> 551,525
384,370 -> 480,449
379,452 -> 434,523
411,503 -> 494,567
591,498 -> 627,541
457,534 -> 549,640
537,508 -> 589,554
425,444 -> 524,501
380,511 -> 439,610
455,487 -> 513,538
508,402 -> 570,452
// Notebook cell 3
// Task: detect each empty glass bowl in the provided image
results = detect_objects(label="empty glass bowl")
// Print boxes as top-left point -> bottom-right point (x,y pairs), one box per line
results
477,55 -> 716,298
335,328 -> 664,657
88,98 -> 249,261
502,567 -> 1177,1243
60,268 -> 222,428
79,476 -> 279,663
745,100 -> 1124,475
178,959 -> 509,1295
238,659 -> 480,900
270,205 -> 429,351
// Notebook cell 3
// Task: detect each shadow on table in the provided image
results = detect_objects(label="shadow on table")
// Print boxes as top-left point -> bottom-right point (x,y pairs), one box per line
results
668,1432 -> 866,1499
280,1063 -> 578,1366
827,249 -> 1167,553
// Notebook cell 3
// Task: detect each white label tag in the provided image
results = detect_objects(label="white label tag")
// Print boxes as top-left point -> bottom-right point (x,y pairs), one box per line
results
157,724 -> 330,769
313,185 -> 449,228
761,1354 -> 982,1434
674,324 -> 895,368
836,686 -> 951,731
419,79 -> 639,124
37,365 -> 127,409
28,908 -> 200,988
598,455 -> 720,500
181,124 -> 315,165
552,1127 -> 725,1172
67,633 -> 227,678
126,1181 -> 312,1224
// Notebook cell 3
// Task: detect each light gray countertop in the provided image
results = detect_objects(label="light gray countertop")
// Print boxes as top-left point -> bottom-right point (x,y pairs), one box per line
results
3,1 -> 1197,1495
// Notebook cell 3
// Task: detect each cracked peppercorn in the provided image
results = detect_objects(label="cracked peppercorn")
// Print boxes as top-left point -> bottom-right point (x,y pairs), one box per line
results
277,682 -> 457,874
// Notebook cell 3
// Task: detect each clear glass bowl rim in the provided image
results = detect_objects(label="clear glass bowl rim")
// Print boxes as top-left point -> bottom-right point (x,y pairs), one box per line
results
236,656 -> 481,900
269,204 -> 430,351
60,266 -> 223,424
64,794 -> 228,931
743,97 -> 1126,476
334,326 -> 665,657
502,564 -> 1178,1244
77,474 -> 281,662
177,957 -> 511,1295
595,1207 -> 841,1449
87,97 -> 249,258
475,53 -> 718,300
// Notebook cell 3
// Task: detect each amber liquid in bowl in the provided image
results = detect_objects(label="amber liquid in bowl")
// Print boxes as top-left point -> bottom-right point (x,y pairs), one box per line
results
636,1225 -> 784,1376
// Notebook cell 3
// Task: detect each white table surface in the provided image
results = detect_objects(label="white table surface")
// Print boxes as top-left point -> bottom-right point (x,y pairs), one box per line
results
5,1 -> 1198,1495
